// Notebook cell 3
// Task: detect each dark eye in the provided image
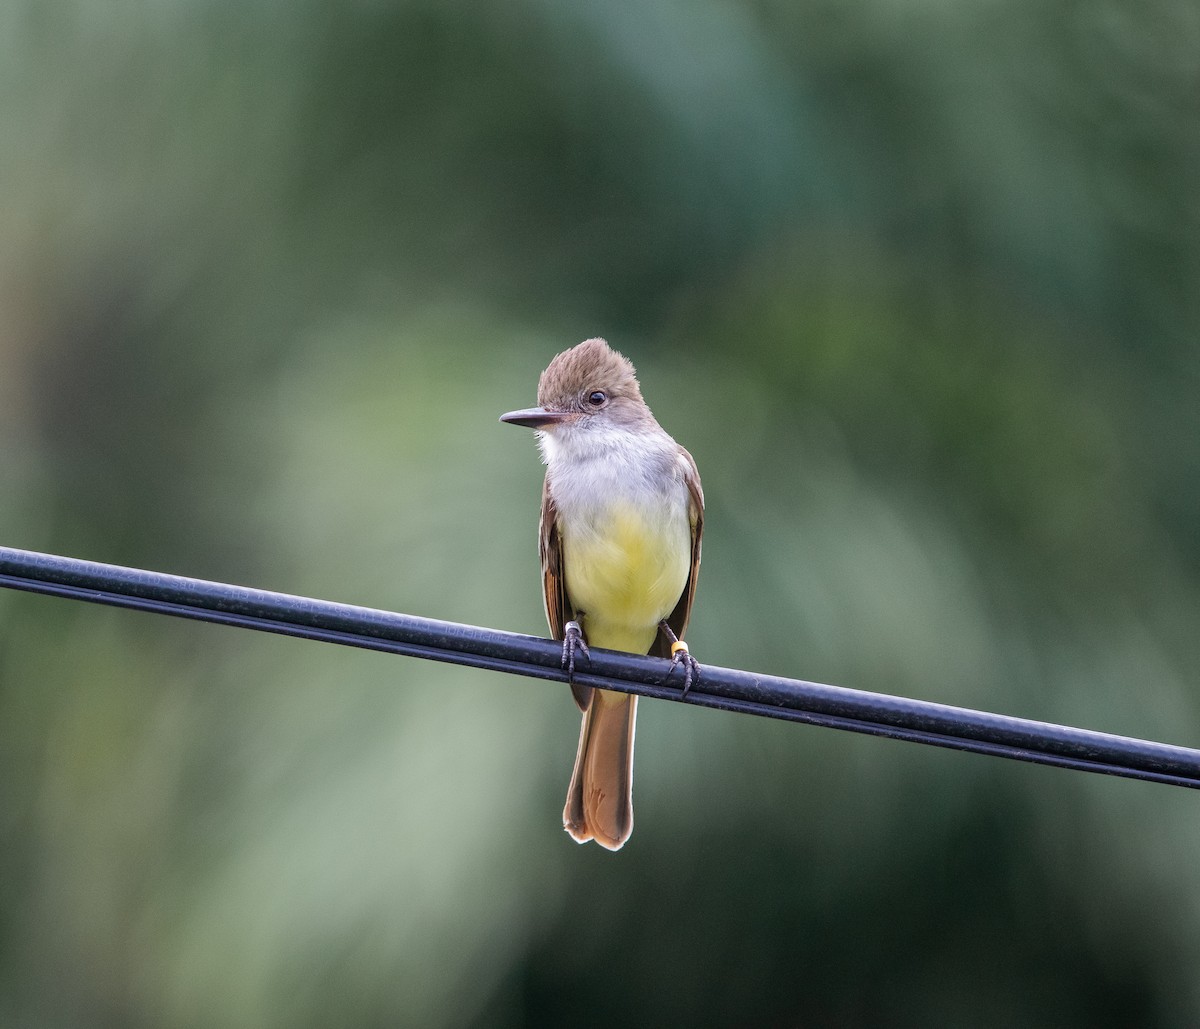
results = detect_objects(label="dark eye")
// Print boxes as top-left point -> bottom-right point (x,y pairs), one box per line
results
587,390 -> 607,406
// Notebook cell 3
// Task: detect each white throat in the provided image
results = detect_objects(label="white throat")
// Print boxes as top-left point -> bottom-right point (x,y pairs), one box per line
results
539,419 -> 688,521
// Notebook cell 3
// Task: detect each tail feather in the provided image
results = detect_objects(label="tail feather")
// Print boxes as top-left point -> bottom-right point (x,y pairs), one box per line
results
563,691 -> 637,850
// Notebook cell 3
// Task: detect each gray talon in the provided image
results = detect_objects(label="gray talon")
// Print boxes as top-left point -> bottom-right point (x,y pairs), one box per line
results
562,620 -> 590,679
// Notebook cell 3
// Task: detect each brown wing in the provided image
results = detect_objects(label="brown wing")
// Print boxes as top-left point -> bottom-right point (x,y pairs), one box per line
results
653,444 -> 704,659
539,475 -> 569,640
540,475 -> 592,711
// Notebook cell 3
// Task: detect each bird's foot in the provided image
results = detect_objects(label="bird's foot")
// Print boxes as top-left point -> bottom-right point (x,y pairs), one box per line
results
562,620 -> 590,681
659,620 -> 700,697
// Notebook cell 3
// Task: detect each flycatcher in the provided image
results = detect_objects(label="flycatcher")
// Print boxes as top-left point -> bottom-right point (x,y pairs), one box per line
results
501,338 -> 703,851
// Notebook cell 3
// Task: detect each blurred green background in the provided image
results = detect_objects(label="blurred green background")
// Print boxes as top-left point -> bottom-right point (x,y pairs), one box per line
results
2,0 -> 1199,1025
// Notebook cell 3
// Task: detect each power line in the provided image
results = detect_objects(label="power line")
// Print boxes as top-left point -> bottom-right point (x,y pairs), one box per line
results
2,544 -> 1199,789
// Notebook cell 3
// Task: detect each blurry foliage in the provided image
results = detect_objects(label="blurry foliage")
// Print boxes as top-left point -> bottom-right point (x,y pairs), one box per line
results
1,0 -> 1199,1026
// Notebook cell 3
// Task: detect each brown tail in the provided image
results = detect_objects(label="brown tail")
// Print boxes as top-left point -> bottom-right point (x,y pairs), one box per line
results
562,690 -> 637,850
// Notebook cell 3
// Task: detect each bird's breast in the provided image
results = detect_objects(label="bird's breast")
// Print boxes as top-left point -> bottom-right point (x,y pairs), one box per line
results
558,492 -> 691,655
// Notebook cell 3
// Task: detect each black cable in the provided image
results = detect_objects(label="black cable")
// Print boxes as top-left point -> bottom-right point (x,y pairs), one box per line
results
2,544 -> 1199,789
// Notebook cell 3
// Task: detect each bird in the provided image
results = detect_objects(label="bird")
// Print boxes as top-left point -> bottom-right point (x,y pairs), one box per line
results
501,338 -> 703,850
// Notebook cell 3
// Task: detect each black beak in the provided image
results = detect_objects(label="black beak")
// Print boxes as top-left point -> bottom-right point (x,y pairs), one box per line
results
499,407 -> 573,429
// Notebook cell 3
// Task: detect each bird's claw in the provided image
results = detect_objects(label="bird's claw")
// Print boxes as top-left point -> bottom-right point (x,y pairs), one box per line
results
667,642 -> 700,697
562,620 -> 590,680
659,620 -> 700,698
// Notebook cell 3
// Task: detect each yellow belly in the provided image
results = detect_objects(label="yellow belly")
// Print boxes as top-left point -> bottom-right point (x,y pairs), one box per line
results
562,502 -> 690,655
